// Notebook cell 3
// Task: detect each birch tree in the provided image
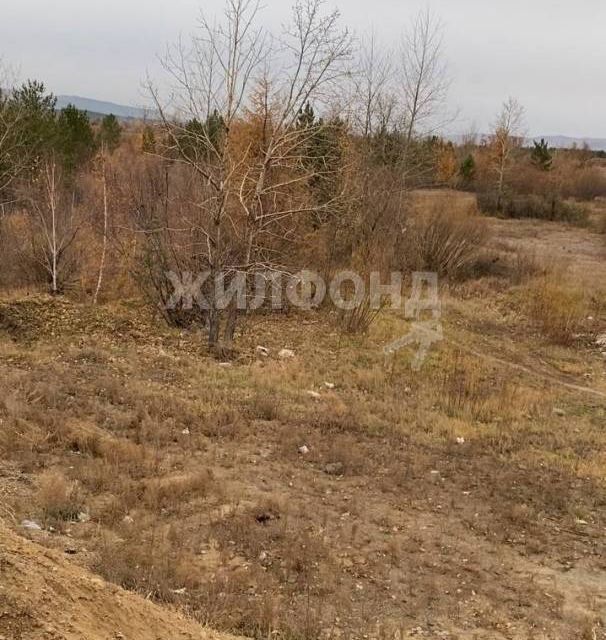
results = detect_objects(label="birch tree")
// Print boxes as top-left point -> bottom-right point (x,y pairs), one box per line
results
93,146 -> 110,304
27,156 -> 80,294
491,97 -> 525,212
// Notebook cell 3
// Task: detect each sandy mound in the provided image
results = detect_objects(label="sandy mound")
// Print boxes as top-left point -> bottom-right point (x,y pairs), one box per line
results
0,523 -> 233,640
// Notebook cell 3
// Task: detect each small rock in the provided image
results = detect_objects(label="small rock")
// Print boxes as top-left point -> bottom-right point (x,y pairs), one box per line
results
278,348 -> 295,359
456,437 -> 465,445
255,345 -> 270,357
596,334 -> 606,347
21,519 -> 42,531
324,462 -> 344,476
122,515 -> 134,525
64,547 -> 77,555
181,428 -> 191,436
323,382 -> 335,389
553,408 -> 565,417
255,511 -> 279,524
298,445 -> 310,455
306,390 -> 321,399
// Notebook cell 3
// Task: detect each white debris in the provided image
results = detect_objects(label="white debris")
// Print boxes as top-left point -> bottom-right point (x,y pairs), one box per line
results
181,428 -> 191,436
77,512 -> 91,523
278,348 -> 295,359
456,437 -> 465,445
298,445 -> 310,455
596,334 -> 606,347
306,390 -> 321,399
218,362 -> 233,368
21,520 -> 42,531
255,346 -> 270,357
323,382 -> 335,389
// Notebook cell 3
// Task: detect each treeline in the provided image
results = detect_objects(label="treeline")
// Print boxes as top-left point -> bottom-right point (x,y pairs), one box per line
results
1,0 -> 605,351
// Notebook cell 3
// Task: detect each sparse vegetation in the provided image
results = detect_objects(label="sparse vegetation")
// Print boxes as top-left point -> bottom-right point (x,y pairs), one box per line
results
2,3 -> 606,640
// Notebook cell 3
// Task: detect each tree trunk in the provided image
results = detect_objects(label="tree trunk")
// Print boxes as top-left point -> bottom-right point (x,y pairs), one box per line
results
93,152 -> 109,305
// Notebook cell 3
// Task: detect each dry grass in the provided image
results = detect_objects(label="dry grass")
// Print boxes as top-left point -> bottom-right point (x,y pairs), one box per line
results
403,197 -> 489,279
36,471 -> 83,525
1,239 -> 606,640
526,276 -> 589,344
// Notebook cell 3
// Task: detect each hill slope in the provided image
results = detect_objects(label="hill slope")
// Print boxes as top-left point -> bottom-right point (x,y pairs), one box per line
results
0,522 -> 231,640
56,95 -> 152,120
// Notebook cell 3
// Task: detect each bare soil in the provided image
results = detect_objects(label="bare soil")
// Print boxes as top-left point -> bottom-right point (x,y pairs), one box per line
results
1,209 -> 606,640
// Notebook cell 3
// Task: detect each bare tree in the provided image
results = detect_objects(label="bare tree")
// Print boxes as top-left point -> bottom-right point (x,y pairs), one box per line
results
350,31 -> 395,138
148,0 -> 352,350
491,97 -> 526,211
26,156 -> 81,294
93,146 -> 110,305
400,8 -> 449,146
0,62 -> 27,206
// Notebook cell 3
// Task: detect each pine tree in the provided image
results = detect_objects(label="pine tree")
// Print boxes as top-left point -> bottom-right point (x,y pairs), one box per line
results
98,114 -> 122,152
56,104 -> 97,173
459,153 -> 476,184
531,138 -> 553,171
296,102 -> 315,130
9,80 -> 57,166
180,110 -> 226,161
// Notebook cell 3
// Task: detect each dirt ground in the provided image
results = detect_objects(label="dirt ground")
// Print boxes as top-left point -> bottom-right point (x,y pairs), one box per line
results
0,522 -> 234,640
1,208 -> 606,640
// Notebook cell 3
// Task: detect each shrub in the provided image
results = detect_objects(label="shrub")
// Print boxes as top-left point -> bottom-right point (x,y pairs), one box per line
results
526,278 -> 588,344
402,201 -> 489,279
560,167 -> 606,201
478,192 -> 588,225
36,471 -> 83,523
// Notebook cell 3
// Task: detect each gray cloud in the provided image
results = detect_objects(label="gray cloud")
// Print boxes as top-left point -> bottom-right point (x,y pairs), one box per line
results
2,0 -> 604,136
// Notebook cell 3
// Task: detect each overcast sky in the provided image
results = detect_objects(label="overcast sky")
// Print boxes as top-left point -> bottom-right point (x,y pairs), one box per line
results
2,0 -> 605,137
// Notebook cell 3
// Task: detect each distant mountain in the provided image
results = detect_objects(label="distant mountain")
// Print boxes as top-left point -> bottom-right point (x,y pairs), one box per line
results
448,133 -> 606,152
534,135 -> 606,152
56,95 -> 154,121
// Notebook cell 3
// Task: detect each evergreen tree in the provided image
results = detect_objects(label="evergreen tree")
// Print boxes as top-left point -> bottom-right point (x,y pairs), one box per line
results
296,102 -> 316,130
9,80 -> 57,164
180,110 -> 226,161
98,114 -> 122,152
296,103 -> 345,222
56,104 -> 97,173
459,153 -> 476,184
531,138 -> 553,171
